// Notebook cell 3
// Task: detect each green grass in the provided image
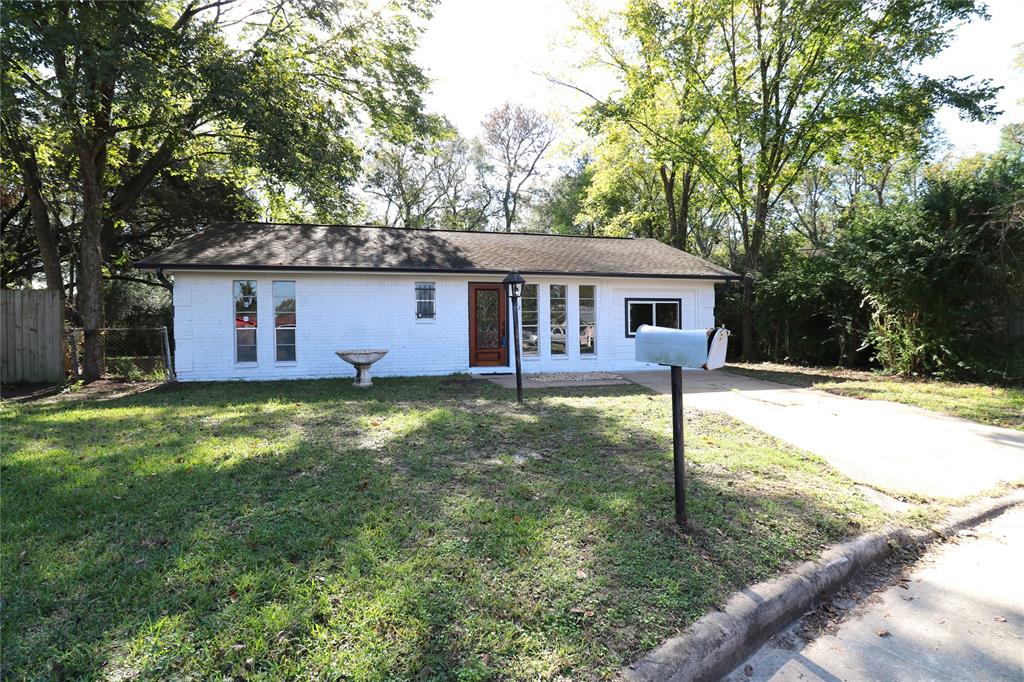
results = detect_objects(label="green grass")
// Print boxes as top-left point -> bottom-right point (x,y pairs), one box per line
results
2,377 -> 889,680
725,363 -> 1024,432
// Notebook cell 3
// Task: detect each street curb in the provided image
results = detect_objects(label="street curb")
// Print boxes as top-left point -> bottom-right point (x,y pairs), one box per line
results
621,488 -> 1024,682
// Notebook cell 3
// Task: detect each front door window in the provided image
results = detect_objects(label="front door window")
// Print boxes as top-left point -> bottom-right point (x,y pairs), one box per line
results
475,289 -> 500,347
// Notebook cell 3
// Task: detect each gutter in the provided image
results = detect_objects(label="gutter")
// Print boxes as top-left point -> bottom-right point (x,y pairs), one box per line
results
134,262 -> 741,282
155,266 -> 173,290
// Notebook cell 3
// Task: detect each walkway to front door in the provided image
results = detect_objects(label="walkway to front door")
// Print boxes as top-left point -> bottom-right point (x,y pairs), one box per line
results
468,283 -> 507,367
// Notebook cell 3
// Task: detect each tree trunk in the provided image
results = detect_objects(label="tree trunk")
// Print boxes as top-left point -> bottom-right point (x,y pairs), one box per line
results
77,144 -> 106,382
677,167 -> 694,251
659,164 -> 679,246
21,159 -> 65,305
741,275 -> 755,361
739,188 -> 770,362
5,120 -> 65,304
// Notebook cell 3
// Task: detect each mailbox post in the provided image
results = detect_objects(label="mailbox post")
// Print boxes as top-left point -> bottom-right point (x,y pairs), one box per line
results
635,325 -> 730,528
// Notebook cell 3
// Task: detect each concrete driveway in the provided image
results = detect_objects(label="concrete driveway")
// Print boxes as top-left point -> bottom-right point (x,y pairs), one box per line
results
626,369 -> 1024,500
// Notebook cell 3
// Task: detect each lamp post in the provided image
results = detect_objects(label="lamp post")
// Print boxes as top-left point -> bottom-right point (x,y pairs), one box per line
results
502,271 -> 526,404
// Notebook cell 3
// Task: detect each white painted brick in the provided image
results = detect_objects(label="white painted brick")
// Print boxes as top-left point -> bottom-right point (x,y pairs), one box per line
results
167,271 -> 721,381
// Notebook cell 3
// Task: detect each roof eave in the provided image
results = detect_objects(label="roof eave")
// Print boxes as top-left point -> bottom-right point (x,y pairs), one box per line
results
135,261 -> 741,281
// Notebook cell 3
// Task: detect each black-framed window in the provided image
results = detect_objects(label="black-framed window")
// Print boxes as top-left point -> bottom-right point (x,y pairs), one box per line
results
233,280 -> 258,362
415,282 -> 436,319
273,281 -> 296,361
625,298 -> 681,337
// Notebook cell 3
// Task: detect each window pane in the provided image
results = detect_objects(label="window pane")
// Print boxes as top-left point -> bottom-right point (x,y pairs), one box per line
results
475,288 -> 500,347
521,285 -> 538,356
276,344 -> 296,362
235,280 -> 258,362
629,302 -> 654,333
236,344 -> 257,363
579,285 -> 596,355
550,285 -> 567,355
273,281 -> 295,307
276,328 -> 295,346
235,313 -> 257,328
523,326 -> 539,355
415,282 -> 435,318
234,280 -> 257,312
656,302 -> 680,329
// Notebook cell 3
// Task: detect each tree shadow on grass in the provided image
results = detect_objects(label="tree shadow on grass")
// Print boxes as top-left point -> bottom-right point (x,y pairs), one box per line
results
1,377 -> 885,680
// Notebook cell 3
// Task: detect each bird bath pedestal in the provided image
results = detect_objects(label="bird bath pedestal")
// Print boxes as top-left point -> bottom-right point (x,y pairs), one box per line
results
335,350 -> 388,388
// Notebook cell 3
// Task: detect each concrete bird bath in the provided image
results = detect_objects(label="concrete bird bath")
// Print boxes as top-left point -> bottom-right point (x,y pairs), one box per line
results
335,349 -> 388,388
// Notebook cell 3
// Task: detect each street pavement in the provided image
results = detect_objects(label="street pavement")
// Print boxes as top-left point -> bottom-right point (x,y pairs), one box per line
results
723,504 -> 1024,681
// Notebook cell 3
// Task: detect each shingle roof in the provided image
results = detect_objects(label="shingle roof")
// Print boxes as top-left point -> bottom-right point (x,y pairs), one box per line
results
136,222 -> 739,280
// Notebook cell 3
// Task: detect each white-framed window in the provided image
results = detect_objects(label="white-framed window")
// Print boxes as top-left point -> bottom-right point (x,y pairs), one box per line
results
521,284 -> 539,356
415,282 -> 436,319
579,285 -> 596,355
550,284 -> 567,356
233,280 -> 258,363
625,298 -> 680,337
273,280 -> 296,362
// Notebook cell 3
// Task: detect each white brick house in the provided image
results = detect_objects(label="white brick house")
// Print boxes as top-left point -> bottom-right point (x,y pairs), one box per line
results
137,223 -> 738,382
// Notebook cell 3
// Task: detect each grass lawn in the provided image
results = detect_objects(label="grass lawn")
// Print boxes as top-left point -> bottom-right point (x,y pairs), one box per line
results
725,363 -> 1024,432
2,377 -> 889,680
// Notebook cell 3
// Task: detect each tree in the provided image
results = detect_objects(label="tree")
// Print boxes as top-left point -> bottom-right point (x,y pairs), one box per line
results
2,0 -> 431,380
364,133 -> 493,230
481,104 -> 557,231
528,156 -> 594,234
838,134 -> 1024,378
432,137 -> 494,231
572,0 -> 716,251
571,0 -> 998,359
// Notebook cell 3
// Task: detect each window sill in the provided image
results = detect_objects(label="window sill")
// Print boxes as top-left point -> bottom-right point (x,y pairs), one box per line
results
415,318 -> 437,324
274,361 -> 298,366
580,354 -> 598,359
234,362 -> 259,368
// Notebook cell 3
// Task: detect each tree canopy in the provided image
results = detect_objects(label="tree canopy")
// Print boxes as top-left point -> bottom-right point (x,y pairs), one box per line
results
2,0 -> 434,378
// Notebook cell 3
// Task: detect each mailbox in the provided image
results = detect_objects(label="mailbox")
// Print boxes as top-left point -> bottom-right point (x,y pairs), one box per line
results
634,325 -> 730,370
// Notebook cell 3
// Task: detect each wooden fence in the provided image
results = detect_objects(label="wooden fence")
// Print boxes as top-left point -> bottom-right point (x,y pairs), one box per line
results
1,288 -> 64,385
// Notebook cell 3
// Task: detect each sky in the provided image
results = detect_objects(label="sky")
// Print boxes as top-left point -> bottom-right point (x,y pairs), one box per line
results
416,0 -> 1024,158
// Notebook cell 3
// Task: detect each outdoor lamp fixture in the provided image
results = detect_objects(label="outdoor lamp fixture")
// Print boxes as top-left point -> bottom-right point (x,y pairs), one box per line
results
502,271 -> 526,403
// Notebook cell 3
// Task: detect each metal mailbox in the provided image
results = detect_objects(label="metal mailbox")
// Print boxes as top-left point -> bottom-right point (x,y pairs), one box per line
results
633,324 -> 731,529
634,325 -> 730,370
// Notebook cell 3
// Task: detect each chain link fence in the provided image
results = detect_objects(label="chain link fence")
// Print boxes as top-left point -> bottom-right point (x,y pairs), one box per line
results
67,327 -> 173,381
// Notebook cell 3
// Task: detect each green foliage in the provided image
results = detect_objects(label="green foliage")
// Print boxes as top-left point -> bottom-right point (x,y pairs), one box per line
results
529,157 -> 594,235
1,0 -> 433,329
752,238 -> 867,367
839,145 -> 1024,379
572,0 -> 998,358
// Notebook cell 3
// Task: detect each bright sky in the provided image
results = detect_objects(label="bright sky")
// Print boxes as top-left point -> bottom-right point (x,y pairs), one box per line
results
417,0 -> 1024,158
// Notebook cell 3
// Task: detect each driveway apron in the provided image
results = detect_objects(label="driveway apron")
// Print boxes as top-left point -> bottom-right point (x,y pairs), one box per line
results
625,369 -> 1024,499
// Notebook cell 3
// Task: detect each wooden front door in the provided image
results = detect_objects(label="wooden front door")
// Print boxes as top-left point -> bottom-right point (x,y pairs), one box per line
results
469,283 -> 508,367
